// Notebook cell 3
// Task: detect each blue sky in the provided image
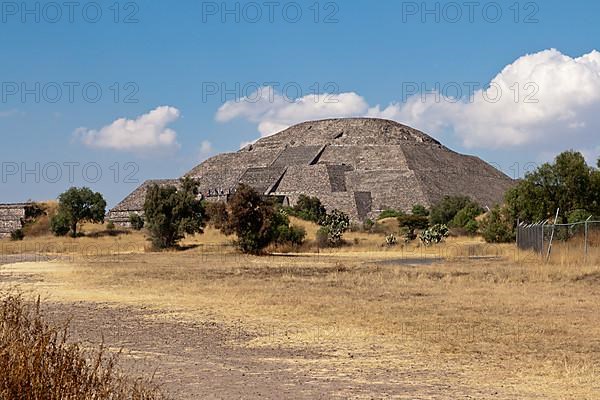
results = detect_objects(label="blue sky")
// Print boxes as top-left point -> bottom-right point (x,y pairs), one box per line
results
1,0 -> 599,207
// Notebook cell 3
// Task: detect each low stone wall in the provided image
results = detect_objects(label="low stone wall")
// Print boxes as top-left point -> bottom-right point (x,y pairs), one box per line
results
0,204 -> 28,238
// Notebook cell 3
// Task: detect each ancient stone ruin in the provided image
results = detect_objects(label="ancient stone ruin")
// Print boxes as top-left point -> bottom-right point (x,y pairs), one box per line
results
0,203 -> 31,238
109,118 -> 515,223
107,179 -> 180,227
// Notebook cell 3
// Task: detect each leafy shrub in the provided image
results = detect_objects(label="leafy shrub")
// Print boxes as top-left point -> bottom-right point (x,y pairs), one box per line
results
50,211 -> 71,237
480,206 -> 515,243
129,213 -> 144,230
399,226 -> 415,242
397,215 -> 429,242
22,203 -> 45,226
567,209 -> 594,223
419,224 -> 449,246
451,202 -> 484,228
506,151 -> 600,224
290,195 -> 327,223
398,215 -> 429,230
10,229 -> 24,241
316,227 -> 330,248
429,196 -> 475,225
204,201 -> 229,230
363,218 -> 375,231
464,219 -> 479,235
377,209 -> 405,220
318,209 -> 350,246
411,204 -> 430,217
220,185 -> 304,254
144,177 -> 206,249
275,224 -> 306,246
106,221 -> 115,230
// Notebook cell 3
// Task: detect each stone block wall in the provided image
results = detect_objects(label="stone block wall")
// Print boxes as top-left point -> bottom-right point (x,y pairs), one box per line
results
0,204 -> 28,238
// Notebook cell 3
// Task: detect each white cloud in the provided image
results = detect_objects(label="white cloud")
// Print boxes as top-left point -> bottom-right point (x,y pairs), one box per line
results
0,109 -> 22,118
580,146 -> 600,167
369,49 -> 600,150
198,140 -> 214,161
215,49 -> 600,161
76,106 -> 181,153
216,86 -> 369,137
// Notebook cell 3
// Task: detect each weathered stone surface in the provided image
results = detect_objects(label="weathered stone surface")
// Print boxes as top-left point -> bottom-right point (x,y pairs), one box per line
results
0,204 -> 29,238
107,179 -> 180,227
109,118 -> 515,222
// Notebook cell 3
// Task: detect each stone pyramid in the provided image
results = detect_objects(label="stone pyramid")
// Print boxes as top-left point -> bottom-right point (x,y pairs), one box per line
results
109,118 -> 514,223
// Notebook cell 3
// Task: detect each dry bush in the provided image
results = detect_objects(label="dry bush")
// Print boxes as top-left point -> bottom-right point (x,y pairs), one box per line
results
22,202 -> 57,237
0,291 -> 168,400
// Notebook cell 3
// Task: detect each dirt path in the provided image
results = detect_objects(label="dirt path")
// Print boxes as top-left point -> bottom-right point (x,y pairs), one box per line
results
1,258 -> 518,399
43,301 -> 477,400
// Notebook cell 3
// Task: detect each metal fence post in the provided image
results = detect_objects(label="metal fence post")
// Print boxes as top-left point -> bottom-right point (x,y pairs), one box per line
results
516,218 -> 519,249
584,216 -> 591,258
541,222 -> 545,255
546,209 -> 560,263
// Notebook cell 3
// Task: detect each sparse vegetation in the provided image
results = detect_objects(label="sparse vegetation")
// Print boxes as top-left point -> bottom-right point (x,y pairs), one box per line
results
50,187 -> 106,238
429,195 -> 477,226
9,229 -> 24,241
1,213 -> 600,399
128,213 -> 144,230
397,215 -> 429,241
218,184 -> 305,254
287,195 -> 327,223
480,206 -> 515,243
144,177 -> 206,249
377,209 -> 405,220
411,204 -> 430,217
506,151 -> 600,223
0,291 -> 167,400
204,201 -> 229,230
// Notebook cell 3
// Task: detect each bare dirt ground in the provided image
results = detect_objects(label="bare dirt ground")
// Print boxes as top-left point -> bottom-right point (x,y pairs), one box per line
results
1,258 -> 496,400
1,232 -> 599,399
42,301 -> 486,400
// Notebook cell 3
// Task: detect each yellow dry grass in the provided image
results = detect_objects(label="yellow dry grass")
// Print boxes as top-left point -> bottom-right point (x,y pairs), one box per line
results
1,224 -> 599,398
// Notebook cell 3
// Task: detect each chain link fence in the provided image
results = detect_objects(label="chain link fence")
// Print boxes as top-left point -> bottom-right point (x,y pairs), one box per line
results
517,219 -> 600,261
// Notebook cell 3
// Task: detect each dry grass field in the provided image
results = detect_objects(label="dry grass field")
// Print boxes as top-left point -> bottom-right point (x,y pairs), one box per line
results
1,220 -> 599,399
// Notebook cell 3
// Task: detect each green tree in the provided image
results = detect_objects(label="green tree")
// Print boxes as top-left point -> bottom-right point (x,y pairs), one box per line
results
50,211 -> 71,236
221,184 -> 302,254
377,209 -> 405,220
144,177 -> 205,249
397,215 -> 429,241
480,206 -> 514,243
464,219 -> 479,235
411,204 -> 430,217
429,195 -> 476,225
506,151 -> 599,223
129,213 -> 144,230
51,187 -> 106,237
292,195 -> 327,223
223,184 -> 274,254
205,201 -> 229,230
451,202 -> 484,228
591,160 -> 600,213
